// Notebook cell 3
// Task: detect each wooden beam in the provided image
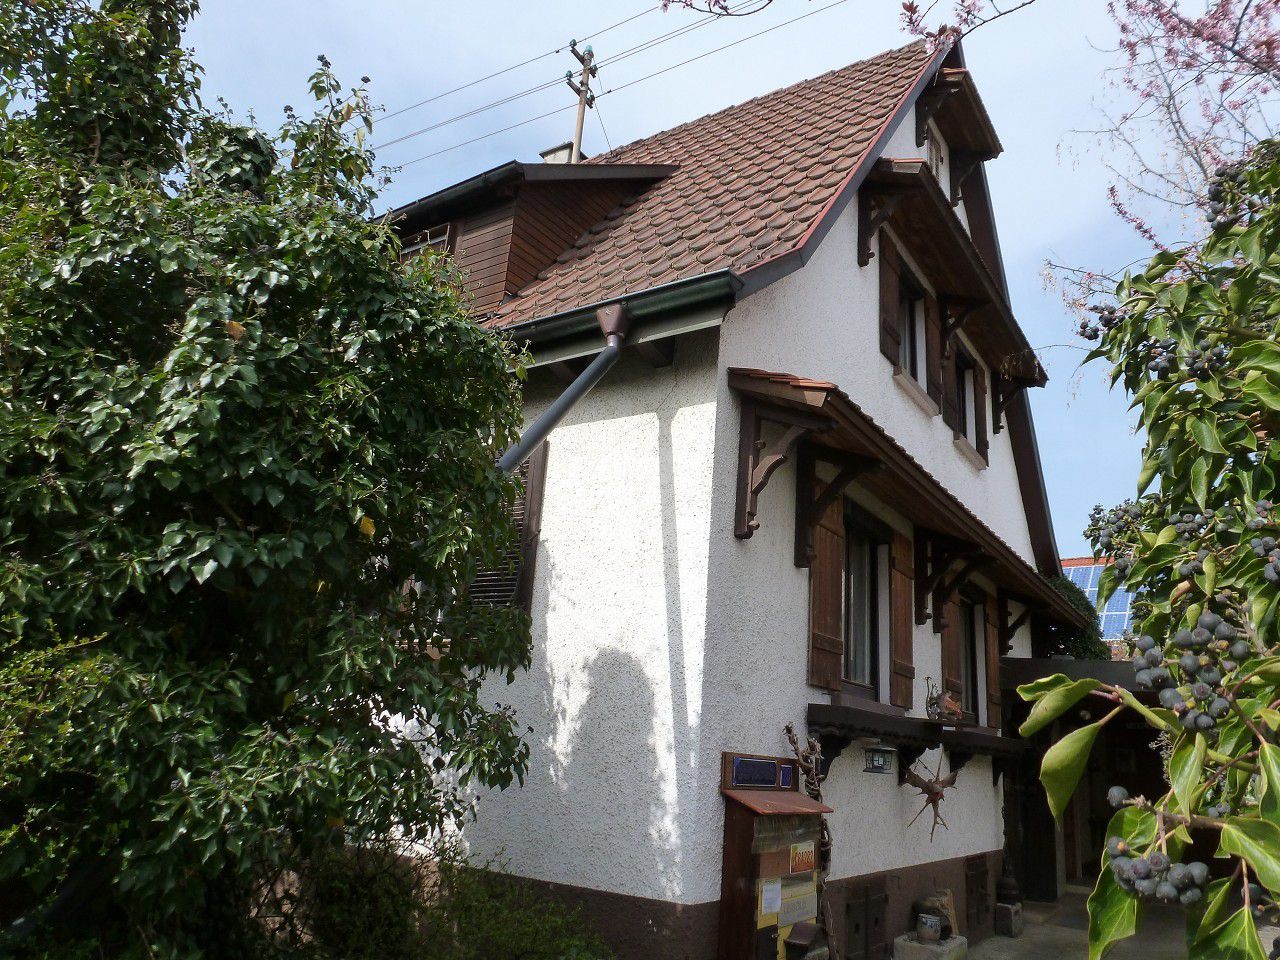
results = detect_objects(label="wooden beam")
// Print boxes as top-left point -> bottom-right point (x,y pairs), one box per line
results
941,297 -> 987,359
857,186 -> 912,267
948,150 -> 991,206
915,80 -> 963,147
734,402 -> 830,539
794,447 -> 882,567
546,358 -> 589,385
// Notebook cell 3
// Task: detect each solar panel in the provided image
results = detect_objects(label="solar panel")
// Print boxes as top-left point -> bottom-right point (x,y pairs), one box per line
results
1063,561 -> 1134,641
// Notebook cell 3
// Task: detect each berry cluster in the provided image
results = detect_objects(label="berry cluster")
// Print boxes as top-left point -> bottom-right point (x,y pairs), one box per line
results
1087,501 -> 1141,553
1131,634 -> 1172,690
1248,500 -> 1275,532
1171,509 -> 1220,543
1186,339 -> 1229,380
1205,162 -> 1250,231
1078,304 -> 1129,341
1105,830 -> 1209,906
1146,338 -> 1180,378
1177,548 -> 1210,577
1132,611 -> 1251,735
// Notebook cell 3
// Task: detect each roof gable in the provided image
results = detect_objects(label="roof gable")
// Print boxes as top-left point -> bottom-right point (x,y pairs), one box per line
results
489,41 -> 941,328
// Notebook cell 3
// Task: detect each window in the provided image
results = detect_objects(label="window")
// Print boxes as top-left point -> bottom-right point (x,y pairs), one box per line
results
947,345 -> 989,462
897,271 -> 926,384
958,597 -> 980,717
402,222 -> 453,260
954,351 -> 974,440
927,128 -> 945,182
843,507 -> 889,696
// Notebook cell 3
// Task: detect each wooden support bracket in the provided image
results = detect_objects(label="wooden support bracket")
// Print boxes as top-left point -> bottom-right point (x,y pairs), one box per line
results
734,402 -> 830,539
794,446 -> 883,567
941,297 -> 987,359
857,187 -> 912,267
914,532 -> 986,629
1000,603 -> 1034,656
991,375 -> 1031,434
915,81 -> 963,147
948,150 -> 992,206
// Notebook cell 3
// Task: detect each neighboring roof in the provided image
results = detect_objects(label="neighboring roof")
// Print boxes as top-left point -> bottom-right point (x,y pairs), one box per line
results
1061,556 -> 1106,568
728,367 -> 1090,630
491,41 -> 941,328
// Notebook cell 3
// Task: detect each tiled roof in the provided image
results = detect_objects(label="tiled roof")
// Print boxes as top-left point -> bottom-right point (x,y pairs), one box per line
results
489,41 -> 936,328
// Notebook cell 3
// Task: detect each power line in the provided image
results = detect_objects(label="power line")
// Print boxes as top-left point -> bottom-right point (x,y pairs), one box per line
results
595,101 -> 615,153
599,0 -> 855,99
396,0 -> 855,167
373,0 -> 763,152
377,4 -> 662,127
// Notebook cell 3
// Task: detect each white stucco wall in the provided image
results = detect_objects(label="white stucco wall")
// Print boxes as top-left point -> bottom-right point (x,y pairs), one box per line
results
466,330 -> 724,904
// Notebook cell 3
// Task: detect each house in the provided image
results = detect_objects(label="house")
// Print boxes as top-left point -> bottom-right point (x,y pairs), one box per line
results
1062,557 -> 1135,658
393,39 -> 1089,960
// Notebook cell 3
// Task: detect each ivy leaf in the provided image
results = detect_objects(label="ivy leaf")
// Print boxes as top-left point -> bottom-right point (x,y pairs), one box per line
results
1190,416 -> 1230,454
1172,734 -> 1208,814
1087,864 -> 1142,960
1236,340 -> 1280,378
1259,743 -> 1280,824
1192,457 -> 1210,507
1018,677 -> 1102,737
1189,905 -> 1267,960
1041,720 -> 1103,821
1219,818 -> 1280,893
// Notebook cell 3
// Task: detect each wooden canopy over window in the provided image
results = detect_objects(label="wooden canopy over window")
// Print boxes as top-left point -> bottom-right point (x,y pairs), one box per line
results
858,158 -> 1044,387
729,368 -> 1087,632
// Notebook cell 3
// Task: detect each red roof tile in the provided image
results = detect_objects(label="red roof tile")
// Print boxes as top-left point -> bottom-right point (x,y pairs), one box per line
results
487,41 -> 937,328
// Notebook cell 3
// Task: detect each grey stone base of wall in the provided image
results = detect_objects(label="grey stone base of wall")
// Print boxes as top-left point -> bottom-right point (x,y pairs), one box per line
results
513,849 -> 1001,960
826,849 -> 1003,952
511,874 -> 719,960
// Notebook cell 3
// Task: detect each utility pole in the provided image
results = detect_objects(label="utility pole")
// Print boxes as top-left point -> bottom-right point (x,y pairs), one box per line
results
565,40 -> 597,164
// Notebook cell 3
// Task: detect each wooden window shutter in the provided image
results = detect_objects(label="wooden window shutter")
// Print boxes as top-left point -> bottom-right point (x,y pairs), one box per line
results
889,530 -> 915,709
808,491 -> 845,691
984,593 -> 1002,730
925,295 -> 944,404
941,599 -> 963,701
973,364 -> 989,461
878,237 -> 902,366
844,882 -> 868,960
940,350 -> 962,432
471,441 -> 548,614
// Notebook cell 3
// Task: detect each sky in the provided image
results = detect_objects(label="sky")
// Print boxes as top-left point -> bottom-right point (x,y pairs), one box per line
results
184,0 -> 1156,557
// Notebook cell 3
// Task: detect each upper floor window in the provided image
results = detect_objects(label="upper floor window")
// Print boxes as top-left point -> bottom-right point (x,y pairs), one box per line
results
402,222 -> 453,260
927,126 -> 945,183
945,343 -> 989,464
844,509 -> 888,695
957,595 -> 980,717
897,269 -> 927,385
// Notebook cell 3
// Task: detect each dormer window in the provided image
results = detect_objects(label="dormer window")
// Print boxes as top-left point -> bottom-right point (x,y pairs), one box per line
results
926,123 -> 945,182
402,222 -> 453,260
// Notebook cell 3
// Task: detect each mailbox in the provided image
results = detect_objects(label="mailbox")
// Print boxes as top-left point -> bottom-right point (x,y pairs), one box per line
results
718,752 -> 833,960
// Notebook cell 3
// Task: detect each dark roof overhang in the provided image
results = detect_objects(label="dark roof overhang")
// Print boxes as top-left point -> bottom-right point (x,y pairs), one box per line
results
728,368 -> 1088,631
383,160 -> 676,232
862,157 -> 1045,386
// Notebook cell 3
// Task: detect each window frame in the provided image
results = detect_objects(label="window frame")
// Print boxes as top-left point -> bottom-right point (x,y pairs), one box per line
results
402,222 -> 454,260
954,347 -> 976,442
957,591 -> 982,721
897,268 -> 927,385
841,502 -> 892,701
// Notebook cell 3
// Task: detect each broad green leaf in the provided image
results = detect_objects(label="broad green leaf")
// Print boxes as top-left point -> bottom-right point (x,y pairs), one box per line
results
1116,687 -> 1173,731
1087,862 -> 1142,960
1193,877 -> 1236,945
1219,818 -> 1280,892
1190,416 -> 1230,454
1260,743 -> 1280,824
1172,734 -> 1208,813
1236,339 -> 1280,377
1019,678 -> 1102,737
1041,720 -> 1103,821
1189,906 -> 1267,960
1192,456 -> 1209,507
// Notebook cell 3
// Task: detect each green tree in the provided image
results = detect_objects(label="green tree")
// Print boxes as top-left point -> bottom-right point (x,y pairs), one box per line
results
1022,143 -> 1280,959
0,1 -> 533,955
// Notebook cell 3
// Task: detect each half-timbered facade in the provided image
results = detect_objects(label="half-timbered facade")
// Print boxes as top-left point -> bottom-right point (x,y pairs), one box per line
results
393,39 -> 1085,960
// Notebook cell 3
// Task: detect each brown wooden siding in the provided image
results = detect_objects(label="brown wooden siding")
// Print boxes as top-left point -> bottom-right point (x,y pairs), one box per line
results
507,181 -> 638,298
452,200 -> 516,316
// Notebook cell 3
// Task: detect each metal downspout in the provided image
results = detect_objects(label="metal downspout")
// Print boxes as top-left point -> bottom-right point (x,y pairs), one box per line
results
497,303 -> 630,472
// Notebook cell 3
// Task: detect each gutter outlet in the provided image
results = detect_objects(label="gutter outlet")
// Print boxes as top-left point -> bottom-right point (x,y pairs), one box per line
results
498,303 -> 631,472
